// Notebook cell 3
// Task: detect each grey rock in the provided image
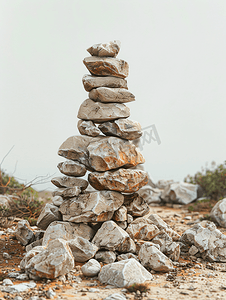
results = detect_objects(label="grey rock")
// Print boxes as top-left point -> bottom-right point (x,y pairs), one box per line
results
68,237 -> 98,262
189,245 -> 199,256
116,221 -> 127,230
52,195 -> 64,207
77,120 -> 101,137
138,186 -> 162,204
82,74 -> 128,92
89,87 -> 135,103
77,99 -> 130,123
124,193 -> 150,217
98,258 -> 153,287
57,160 -> 87,177
126,217 -> 160,241
52,187 -> 81,199
117,253 -> 138,261
36,203 -> 62,230
81,259 -> 101,277
15,220 -> 35,246
26,238 -> 43,252
1,281 -> 36,293
87,40 -> 120,57
127,214 -> 133,224
83,56 -> 129,78
152,233 -> 180,261
51,176 -> 88,190
95,250 -> 116,264
60,191 -> 124,223
210,198 -> 226,227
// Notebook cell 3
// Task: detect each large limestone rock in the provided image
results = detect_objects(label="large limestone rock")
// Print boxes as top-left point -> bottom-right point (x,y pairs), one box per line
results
57,161 -> 87,177
23,239 -> 74,279
89,87 -> 135,103
99,119 -> 142,140
126,217 -> 160,241
42,221 -> 95,246
77,120 -> 101,137
58,136 -> 145,172
210,198 -> 226,227
98,258 -> 153,287
88,169 -> 148,193
83,57 -> 129,78
161,182 -> 199,205
87,40 -> 120,57
51,176 -> 88,190
15,220 -> 35,246
82,74 -> 128,92
139,243 -> 174,272
77,99 -> 130,123
124,193 -> 150,217
36,203 -> 62,230
59,191 -> 124,223
92,220 -> 136,253
180,221 -> 226,262
68,237 -> 98,262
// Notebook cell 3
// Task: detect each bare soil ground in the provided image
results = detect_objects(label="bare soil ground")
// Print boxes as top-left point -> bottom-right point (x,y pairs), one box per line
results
1,203 -> 226,300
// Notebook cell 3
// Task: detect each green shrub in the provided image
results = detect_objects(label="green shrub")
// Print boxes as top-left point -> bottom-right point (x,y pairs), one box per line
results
185,161 -> 226,201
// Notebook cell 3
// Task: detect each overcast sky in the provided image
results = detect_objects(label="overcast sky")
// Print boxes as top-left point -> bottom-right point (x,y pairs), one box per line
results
1,1 -> 226,191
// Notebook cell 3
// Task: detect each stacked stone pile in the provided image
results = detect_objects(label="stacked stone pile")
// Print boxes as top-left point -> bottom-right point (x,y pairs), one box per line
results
18,41 -> 182,286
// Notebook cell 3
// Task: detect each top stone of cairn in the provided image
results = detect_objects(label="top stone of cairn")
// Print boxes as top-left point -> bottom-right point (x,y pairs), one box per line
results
87,40 -> 121,57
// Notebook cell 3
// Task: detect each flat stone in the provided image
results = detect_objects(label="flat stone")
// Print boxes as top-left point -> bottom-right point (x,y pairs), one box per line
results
89,87 -> 135,103
24,239 -> 74,279
36,203 -> 62,230
87,40 -> 120,57
88,169 -> 148,193
77,99 -> 130,123
126,217 -> 160,241
59,191 -> 124,223
1,282 -> 36,294
99,119 -> 142,140
210,198 -> 226,227
83,57 -> 129,78
98,258 -> 153,287
139,243 -> 174,272
51,176 -> 88,190
81,259 -> 101,277
52,187 -> 81,198
92,220 -> 136,253
82,74 -> 128,92
42,221 -> 95,246
77,120 -> 101,137
57,161 -> 87,177
103,293 -> 127,300
113,206 -> 127,222
124,193 -> 150,217
95,250 -> 117,264
58,136 -> 145,171
15,220 -> 35,246
52,196 -> 64,207
68,237 -> 98,262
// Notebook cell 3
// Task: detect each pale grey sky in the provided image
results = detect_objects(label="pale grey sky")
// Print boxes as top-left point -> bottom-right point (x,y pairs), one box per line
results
1,1 -> 226,191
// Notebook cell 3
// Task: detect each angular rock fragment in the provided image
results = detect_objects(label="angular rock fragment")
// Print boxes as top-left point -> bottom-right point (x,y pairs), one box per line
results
139,243 -> 174,272
57,161 -> 87,177
210,198 -> 226,227
81,259 -> 101,277
98,258 -> 153,287
24,239 -> 74,279
124,193 -> 150,217
103,293 -> 127,300
52,187 -> 81,198
116,221 -> 127,230
117,253 -> 138,262
20,246 -> 44,271
92,220 -> 136,253
152,232 -> 180,261
83,57 -> 129,78
68,237 -> 98,262
113,206 -> 127,222
88,169 -> 148,193
36,203 -> 62,230
82,74 -> 128,92
52,195 -> 64,207
59,191 -> 124,223
87,40 -> 120,57
95,250 -> 117,264
138,186 -> 162,204
89,87 -> 135,103
77,99 -> 130,123
26,238 -> 43,252
77,120 -> 101,137
42,221 -> 94,246
15,220 -> 35,246
51,176 -> 88,190
126,217 -> 160,241
99,119 -> 142,140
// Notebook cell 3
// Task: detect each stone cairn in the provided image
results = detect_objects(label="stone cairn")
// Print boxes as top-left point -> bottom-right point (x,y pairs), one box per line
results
19,41 -> 181,286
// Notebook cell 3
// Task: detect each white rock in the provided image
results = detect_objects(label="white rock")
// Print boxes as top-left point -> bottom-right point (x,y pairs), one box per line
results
126,217 -> 160,241
20,246 -> 45,271
77,120 -> 101,137
36,203 -> 62,230
42,221 -> 94,246
92,220 -> 136,253
68,237 -> 98,262
103,293 -> 127,300
117,253 -> 138,261
87,40 -> 121,57
81,259 -> 101,277
139,243 -> 174,272
15,220 -> 35,246
210,198 -> 226,227
52,196 -> 64,207
138,186 -> 162,204
113,206 -> 127,222
1,281 -> 36,293
89,87 -> 135,103
98,258 -> 153,287
52,187 -> 81,198
82,74 -> 128,92
57,160 -> 87,177
2,279 -> 13,286
124,193 -> 150,217
156,179 -> 175,189
51,176 -> 88,190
